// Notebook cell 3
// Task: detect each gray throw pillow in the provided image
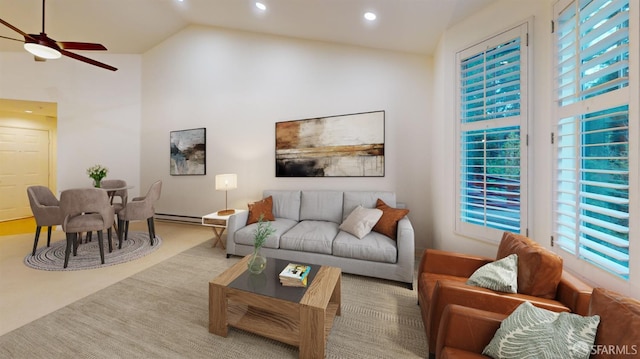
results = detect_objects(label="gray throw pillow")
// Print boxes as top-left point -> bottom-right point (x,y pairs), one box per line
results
466,254 -> 518,293
483,301 -> 600,359
339,205 -> 383,239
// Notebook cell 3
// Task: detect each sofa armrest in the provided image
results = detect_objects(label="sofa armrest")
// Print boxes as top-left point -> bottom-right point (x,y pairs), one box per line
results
225,211 -> 249,254
436,304 -> 506,358
418,249 -> 494,278
396,217 -> 415,286
556,270 -> 593,315
426,280 -> 570,354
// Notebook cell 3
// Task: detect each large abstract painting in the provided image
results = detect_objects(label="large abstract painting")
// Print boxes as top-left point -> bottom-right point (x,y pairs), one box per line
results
170,128 -> 206,175
276,111 -> 385,177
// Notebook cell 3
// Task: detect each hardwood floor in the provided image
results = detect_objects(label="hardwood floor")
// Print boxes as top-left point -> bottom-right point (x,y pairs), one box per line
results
0,220 -> 218,336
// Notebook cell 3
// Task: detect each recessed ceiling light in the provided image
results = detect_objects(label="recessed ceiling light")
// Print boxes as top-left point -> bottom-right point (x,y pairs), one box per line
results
255,2 -> 266,11
364,12 -> 377,21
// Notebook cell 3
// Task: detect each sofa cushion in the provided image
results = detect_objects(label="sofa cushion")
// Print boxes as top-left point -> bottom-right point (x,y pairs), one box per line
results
483,301 -> 600,359
333,230 -> 397,263
246,196 -> 275,225
339,205 -> 383,239
234,218 -> 297,249
588,287 -> 640,358
342,191 -> 396,222
372,199 -> 409,240
466,254 -> 518,294
263,190 -> 301,221
300,191 -> 343,223
280,220 -> 338,254
496,232 -> 563,299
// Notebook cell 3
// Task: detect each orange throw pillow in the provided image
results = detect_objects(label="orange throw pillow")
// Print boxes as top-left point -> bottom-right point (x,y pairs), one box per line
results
372,199 -> 409,240
246,196 -> 275,225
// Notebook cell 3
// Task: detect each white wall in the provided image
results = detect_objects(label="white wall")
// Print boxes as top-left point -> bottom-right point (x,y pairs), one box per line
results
432,0 -> 639,298
0,52 -> 142,196
141,25 -> 433,250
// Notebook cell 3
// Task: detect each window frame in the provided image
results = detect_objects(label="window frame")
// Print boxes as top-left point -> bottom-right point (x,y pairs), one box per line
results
552,0 -> 635,282
455,21 -> 531,243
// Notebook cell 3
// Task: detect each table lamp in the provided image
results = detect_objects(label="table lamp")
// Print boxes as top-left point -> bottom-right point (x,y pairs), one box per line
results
215,174 -> 237,216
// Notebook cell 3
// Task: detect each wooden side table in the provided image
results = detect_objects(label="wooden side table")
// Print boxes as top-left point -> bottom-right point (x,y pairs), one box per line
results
201,210 -> 246,249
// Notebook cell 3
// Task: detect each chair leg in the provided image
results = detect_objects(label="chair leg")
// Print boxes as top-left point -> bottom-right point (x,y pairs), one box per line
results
46,226 -> 53,247
96,231 -> 105,265
64,233 -> 74,268
32,226 -> 42,256
107,228 -> 113,253
147,217 -> 156,245
117,219 -> 125,249
124,221 -> 130,242
73,232 -> 79,256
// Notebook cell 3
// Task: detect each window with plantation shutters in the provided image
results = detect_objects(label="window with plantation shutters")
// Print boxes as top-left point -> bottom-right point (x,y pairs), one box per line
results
456,23 -> 529,242
553,0 -> 631,279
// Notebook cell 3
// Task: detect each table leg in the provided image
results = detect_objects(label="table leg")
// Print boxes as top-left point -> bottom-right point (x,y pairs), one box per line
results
209,282 -> 228,336
300,304 -> 325,359
211,227 -> 226,249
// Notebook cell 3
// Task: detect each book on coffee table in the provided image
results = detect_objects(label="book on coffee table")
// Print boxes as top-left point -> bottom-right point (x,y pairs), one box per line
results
279,263 -> 311,287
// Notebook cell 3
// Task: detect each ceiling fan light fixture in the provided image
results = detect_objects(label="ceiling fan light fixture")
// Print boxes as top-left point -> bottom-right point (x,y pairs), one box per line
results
24,42 -> 61,59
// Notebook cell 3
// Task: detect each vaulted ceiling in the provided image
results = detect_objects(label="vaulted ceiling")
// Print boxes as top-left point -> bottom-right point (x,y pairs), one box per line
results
0,0 -> 495,56
0,0 -> 496,116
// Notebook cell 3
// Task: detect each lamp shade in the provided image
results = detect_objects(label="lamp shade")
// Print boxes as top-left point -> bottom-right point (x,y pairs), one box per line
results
215,174 -> 237,191
24,43 -> 62,59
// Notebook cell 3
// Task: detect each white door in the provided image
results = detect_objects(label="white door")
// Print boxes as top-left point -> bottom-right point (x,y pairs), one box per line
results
0,127 -> 50,221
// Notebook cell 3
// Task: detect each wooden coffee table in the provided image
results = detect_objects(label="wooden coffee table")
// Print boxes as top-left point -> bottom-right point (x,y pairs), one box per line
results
209,255 -> 341,359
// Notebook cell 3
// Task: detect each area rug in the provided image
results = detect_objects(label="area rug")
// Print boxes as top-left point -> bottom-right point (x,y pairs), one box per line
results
24,231 -> 162,271
2,241 -> 427,358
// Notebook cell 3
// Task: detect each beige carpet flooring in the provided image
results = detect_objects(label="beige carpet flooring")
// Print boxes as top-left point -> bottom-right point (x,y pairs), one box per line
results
0,237 -> 427,358
0,221 -> 215,337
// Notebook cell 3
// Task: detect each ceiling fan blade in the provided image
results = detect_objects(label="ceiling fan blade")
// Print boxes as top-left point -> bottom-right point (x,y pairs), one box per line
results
34,56 -> 46,62
60,48 -> 117,71
58,42 -> 107,51
0,34 -> 25,43
0,18 -> 36,42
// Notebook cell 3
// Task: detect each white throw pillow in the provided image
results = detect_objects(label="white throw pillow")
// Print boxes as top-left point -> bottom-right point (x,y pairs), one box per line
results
483,301 -> 600,359
339,205 -> 383,239
466,254 -> 518,293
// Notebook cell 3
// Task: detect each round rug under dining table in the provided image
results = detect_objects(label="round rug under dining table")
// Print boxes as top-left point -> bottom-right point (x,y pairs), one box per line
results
24,231 -> 162,271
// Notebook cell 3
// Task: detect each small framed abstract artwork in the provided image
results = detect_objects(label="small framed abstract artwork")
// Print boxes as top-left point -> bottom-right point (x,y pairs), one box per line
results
170,128 -> 206,175
275,110 -> 385,177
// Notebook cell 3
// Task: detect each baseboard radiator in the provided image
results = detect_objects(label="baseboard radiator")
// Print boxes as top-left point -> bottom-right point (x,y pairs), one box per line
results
155,213 -> 202,224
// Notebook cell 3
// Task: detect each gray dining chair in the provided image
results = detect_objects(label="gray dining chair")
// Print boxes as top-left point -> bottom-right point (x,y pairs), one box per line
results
118,180 -> 162,248
26,186 -> 64,256
60,188 -> 115,268
100,179 -> 128,233
100,179 -> 128,206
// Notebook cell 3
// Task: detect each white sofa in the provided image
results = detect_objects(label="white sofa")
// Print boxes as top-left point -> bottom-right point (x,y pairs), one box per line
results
226,190 -> 415,289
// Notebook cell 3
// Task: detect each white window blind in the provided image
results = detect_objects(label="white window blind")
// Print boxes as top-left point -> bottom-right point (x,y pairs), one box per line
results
456,23 -> 529,241
556,0 -> 629,106
554,0 -> 630,279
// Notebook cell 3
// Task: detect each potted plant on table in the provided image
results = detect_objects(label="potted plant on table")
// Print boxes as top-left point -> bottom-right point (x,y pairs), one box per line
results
248,214 -> 276,274
87,164 -> 108,188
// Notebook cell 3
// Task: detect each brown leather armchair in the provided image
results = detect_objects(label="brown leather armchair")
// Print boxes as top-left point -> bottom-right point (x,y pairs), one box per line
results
418,232 -> 593,356
436,288 -> 640,359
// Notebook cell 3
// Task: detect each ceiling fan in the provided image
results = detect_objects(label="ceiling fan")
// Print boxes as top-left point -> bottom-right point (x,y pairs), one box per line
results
0,0 -> 117,71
